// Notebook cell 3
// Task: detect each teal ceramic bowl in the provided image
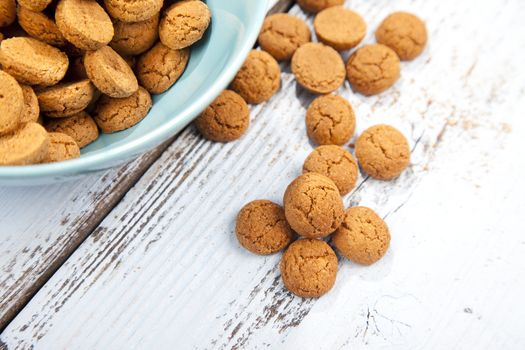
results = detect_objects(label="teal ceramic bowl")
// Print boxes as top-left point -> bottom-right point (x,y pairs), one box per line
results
0,0 -> 268,186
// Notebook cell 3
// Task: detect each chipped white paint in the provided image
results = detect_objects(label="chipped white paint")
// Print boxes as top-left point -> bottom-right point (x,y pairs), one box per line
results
2,0 -> 525,349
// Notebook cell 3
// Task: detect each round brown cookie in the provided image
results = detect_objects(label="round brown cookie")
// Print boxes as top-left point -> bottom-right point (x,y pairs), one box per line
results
314,6 -> 366,51
195,90 -> 250,142
19,84 -> 39,124
297,0 -> 343,14
17,6 -> 67,46
0,70 -> 23,135
303,145 -> 358,195
230,50 -> 281,104
159,0 -> 211,50
44,111 -> 99,148
16,0 -> 51,12
258,13 -> 311,61
376,12 -> 427,61
84,46 -> 138,98
55,0 -> 114,51
333,206 -> 390,265
36,79 -> 96,118
236,200 -> 294,255
305,94 -> 355,146
283,172 -> 344,238
291,43 -> 345,94
346,44 -> 400,96
0,122 -> 49,165
93,87 -> 152,133
136,42 -> 190,95
280,239 -> 338,298
104,0 -> 162,23
355,124 -> 410,180
0,37 -> 68,86
0,0 -> 16,27
43,131 -> 80,162
110,14 -> 158,56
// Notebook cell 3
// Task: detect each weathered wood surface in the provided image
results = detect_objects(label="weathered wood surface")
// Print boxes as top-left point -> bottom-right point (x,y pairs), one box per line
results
2,0 -> 525,348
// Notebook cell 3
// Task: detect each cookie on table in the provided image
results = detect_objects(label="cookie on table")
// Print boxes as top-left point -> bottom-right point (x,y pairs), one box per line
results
36,79 -> 96,118
314,6 -> 366,51
93,87 -> 152,133
16,0 -> 51,12
136,42 -> 190,95
0,70 -> 23,135
333,206 -> 390,265
110,14 -> 159,56
0,37 -> 69,86
84,46 -> 138,98
43,132 -> 80,163
284,172 -> 344,239
195,90 -> 249,142
346,44 -> 400,96
376,12 -> 427,60
236,200 -> 294,255
0,0 -> 16,27
55,0 -> 114,51
297,0 -> 343,14
19,85 -> 39,124
17,6 -> 67,47
44,111 -> 99,148
104,0 -> 162,23
0,122 -> 50,165
230,50 -> 281,104
303,145 -> 358,195
159,0 -> 211,50
291,42 -> 345,94
355,124 -> 410,180
305,94 -> 355,146
280,239 -> 338,298
258,13 -> 311,61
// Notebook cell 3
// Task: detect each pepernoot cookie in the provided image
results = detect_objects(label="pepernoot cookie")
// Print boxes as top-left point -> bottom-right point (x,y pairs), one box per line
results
36,79 -> 96,118
104,0 -> 163,23
0,122 -> 49,165
43,132 -> 80,163
45,111 -> 99,148
55,0 -> 114,51
314,6 -> 366,51
93,86 -> 152,133
333,206 -> 390,265
110,14 -> 159,56
303,145 -> 358,195
305,94 -> 355,146
84,46 -> 138,98
297,0 -> 343,14
280,239 -> 338,298
284,172 -> 344,238
230,50 -> 281,104
195,90 -> 250,142
19,85 -> 40,124
346,44 -> 400,96
355,124 -> 410,180
16,0 -> 51,12
258,13 -> 311,61
0,70 -> 23,135
0,0 -> 16,27
17,6 -> 67,47
291,42 -> 345,94
236,200 -> 294,255
0,37 -> 69,86
136,42 -> 190,94
376,12 -> 427,61
159,0 -> 211,50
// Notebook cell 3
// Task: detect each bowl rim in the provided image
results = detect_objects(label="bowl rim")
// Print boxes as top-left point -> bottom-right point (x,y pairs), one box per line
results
0,0 -> 269,180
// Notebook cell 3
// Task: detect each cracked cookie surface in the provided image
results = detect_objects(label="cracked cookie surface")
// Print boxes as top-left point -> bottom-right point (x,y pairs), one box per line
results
17,6 -> 66,47
45,111 -> 98,148
355,124 -> 410,180
314,6 -> 366,51
297,0 -> 343,14
104,0 -> 162,23
376,12 -> 427,61
0,70 -> 23,135
37,79 -> 95,118
16,0 -> 51,12
0,122 -> 49,165
333,206 -> 390,265
0,0 -> 16,27
43,132 -> 80,162
284,172 -> 344,238
305,94 -> 355,145
110,14 -> 159,56
236,200 -> 294,255
19,85 -> 39,124
280,239 -> 338,298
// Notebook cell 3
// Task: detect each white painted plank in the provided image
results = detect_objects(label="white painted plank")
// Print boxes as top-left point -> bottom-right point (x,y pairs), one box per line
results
2,0 -> 525,349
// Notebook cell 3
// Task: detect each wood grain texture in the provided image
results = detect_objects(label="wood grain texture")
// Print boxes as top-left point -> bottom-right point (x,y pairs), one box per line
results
2,0 -> 525,348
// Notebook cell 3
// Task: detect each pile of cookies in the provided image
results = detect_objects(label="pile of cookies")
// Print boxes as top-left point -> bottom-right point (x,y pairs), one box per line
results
0,0 -> 211,165
195,2 -> 427,297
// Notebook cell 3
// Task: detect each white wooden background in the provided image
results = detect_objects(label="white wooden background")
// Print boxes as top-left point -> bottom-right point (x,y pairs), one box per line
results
1,0 -> 525,349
